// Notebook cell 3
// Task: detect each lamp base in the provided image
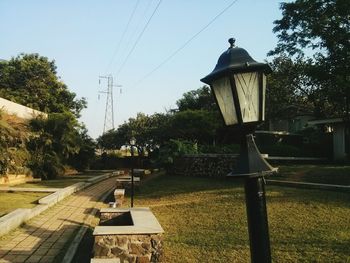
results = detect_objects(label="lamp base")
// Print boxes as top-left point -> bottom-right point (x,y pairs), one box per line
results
227,133 -> 277,178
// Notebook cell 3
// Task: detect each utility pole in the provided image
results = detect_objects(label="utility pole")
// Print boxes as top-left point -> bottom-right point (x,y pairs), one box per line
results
99,75 -> 122,134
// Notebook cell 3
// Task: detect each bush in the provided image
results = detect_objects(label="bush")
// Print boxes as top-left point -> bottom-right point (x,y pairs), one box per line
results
0,111 -> 30,175
28,154 -> 64,179
91,152 -> 124,170
198,144 -> 240,154
156,139 -> 198,169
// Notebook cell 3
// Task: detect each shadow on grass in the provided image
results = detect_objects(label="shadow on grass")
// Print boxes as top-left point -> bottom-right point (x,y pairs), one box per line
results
136,174 -> 244,200
275,165 -> 350,185
137,173 -> 350,209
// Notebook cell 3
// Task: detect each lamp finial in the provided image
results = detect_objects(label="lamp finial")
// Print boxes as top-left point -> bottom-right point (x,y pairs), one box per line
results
228,38 -> 236,48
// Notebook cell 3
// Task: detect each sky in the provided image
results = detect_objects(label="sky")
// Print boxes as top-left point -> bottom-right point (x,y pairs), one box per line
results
0,0 -> 287,138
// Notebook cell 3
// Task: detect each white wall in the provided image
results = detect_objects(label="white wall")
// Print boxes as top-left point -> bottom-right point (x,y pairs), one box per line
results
0,97 -> 47,120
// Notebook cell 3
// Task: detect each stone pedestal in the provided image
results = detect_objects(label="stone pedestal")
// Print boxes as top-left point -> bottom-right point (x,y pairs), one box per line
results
116,177 -> 140,189
93,208 -> 164,263
114,189 -> 125,207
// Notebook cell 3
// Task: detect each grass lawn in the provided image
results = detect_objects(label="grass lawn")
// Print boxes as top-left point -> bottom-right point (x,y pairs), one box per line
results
0,171 -> 112,217
15,170 -> 110,188
273,165 -> 350,185
0,192 -> 48,217
126,174 -> 350,262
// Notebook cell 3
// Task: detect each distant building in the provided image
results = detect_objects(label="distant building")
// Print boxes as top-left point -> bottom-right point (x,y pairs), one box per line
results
308,118 -> 349,161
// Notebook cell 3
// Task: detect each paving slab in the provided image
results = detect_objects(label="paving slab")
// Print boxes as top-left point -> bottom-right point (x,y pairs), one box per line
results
0,176 -> 117,262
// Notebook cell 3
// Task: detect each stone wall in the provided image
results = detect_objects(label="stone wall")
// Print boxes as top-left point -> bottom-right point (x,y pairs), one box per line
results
171,154 -> 239,177
94,234 -> 163,263
93,208 -> 164,263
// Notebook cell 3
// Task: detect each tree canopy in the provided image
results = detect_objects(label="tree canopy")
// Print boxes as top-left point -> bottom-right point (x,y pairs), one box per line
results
266,56 -> 315,120
0,53 -> 95,178
0,53 -> 86,117
176,86 -> 217,112
97,86 -> 225,153
269,0 -> 350,118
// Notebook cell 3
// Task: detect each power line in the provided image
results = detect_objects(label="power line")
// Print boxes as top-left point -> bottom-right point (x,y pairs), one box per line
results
117,0 -> 163,75
115,0 -> 154,73
105,0 -> 141,73
131,0 -> 239,88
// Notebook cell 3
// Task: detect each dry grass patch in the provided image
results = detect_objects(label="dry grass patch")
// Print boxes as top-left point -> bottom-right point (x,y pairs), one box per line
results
0,192 -> 48,217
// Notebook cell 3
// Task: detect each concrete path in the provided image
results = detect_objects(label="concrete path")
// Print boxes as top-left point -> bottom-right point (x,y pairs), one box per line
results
0,177 -> 116,263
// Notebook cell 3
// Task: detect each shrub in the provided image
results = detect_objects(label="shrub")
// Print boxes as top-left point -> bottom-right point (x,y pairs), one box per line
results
0,110 -> 30,175
157,139 -> 198,169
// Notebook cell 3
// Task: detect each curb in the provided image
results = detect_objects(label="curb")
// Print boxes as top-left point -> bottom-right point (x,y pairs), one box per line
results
267,179 -> 350,192
61,186 -> 116,263
0,187 -> 60,193
0,171 -> 121,237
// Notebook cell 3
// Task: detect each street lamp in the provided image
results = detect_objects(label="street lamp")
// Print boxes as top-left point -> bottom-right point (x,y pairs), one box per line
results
201,38 -> 275,263
129,137 -> 136,208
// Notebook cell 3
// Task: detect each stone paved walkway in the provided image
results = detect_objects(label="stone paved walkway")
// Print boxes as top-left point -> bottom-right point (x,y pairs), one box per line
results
0,177 -> 117,263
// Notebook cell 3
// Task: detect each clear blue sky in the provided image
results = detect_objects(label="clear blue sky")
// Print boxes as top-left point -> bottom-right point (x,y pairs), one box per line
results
0,0 -> 286,138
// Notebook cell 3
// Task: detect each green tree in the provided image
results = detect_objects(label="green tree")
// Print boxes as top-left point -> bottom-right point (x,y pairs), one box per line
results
176,86 -> 217,112
269,0 -> 350,117
97,113 -> 172,154
266,56 -> 314,121
28,112 -> 82,179
68,126 -> 96,171
170,110 -> 220,145
0,53 -> 86,117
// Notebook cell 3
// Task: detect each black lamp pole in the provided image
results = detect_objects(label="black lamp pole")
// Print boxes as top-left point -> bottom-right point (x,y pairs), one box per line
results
201,38 -> 276,263
130,140 -> 135,208
237,134 -> 272,262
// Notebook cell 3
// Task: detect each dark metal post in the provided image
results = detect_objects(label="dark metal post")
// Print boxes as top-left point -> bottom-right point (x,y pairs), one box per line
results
244,176 -> 271,263
130,145 -> 134,208
232,133 -> 273,263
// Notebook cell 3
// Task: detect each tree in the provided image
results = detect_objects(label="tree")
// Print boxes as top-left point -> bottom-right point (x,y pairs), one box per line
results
269,0 -> 350,117
0,53 -> 86,117
68,126 -> 96,171
266,56 -> 314,121
176,86 -> 217,112
28,112 -> 82,179
97,113 -> 172,154
169,110 -> 220,145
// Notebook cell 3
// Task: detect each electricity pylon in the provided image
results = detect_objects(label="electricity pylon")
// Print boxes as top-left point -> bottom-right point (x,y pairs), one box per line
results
99,75 -> 122,134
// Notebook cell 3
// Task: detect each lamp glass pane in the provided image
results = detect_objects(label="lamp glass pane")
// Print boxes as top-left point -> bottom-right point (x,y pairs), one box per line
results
262,73 -> 266,121
234,72 -> 259,123
211,77 -> 238,125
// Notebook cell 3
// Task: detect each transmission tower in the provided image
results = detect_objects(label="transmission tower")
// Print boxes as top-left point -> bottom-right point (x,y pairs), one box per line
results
99,75 -> 122,134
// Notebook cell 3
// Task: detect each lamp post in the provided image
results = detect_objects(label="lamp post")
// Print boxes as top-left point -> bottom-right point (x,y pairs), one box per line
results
201,38 -> 276,263
129,137 -> 136,208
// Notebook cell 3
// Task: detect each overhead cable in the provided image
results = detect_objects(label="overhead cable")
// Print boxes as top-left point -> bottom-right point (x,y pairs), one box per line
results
131,0 -> 239,88
117,0 -> 163,75
105,0 -> 141,73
